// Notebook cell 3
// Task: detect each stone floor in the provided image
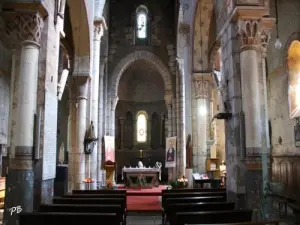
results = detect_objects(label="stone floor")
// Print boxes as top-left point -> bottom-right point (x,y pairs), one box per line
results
127,212 -> 162,225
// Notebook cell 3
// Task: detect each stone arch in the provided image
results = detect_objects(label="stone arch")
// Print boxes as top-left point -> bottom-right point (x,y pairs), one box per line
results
111,51 -> 172,96
192,0 -> 214,71
67,0 -> 90,57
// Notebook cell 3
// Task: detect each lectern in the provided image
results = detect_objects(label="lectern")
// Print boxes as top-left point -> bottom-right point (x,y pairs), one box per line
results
103,160 -> 116,184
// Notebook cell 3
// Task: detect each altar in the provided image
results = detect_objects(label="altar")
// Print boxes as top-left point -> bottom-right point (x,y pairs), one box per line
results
122,167 -> 161,188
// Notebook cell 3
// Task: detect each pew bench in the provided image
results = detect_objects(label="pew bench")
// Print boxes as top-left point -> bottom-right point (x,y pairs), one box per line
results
19,212 -> 120,225
162,196 -> 226,224
72,189 -> 126,194
174,209 -> 253,225
164,202 -> 235,225
162,188 -> 225,193
185,221 -> 279,225
40,204 -> 125,225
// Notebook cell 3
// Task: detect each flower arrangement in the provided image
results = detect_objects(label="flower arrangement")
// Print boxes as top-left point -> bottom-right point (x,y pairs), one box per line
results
83,178 -> 95,183
105,180 -> 114,189
170,175 -> 188,188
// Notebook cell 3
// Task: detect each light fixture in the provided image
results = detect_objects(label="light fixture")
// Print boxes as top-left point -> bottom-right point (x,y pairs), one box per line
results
274,0 -> 282,49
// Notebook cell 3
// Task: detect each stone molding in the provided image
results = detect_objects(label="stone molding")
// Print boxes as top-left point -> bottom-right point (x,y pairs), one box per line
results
1,11 -> 44,46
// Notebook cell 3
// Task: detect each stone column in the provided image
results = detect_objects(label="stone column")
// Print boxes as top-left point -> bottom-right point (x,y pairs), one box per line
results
160,115 -> 165,146
71,77 -> 89,190
176,59 -> 186,176
172,97 -> 177,137
193,76 -> 211,173
91,18 -> 106,189
119,117 -> 126,150
109,96 -> 119,137
237,18 -> 274,218
3,11 -> 44,225
165,95 -> 174,180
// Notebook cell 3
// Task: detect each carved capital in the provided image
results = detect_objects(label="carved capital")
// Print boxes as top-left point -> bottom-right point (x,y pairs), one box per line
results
164,94 -> 173,106
237,19 -> 260,50
194,79 -> 211,99
94,17 -> 107,41
1,11 -> 44,47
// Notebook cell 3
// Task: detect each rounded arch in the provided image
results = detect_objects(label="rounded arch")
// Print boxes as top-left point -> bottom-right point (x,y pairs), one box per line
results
136,5 -> 148,13
111,51 -> 172,96
136,110 -> 149,119
67,0 -> 90,57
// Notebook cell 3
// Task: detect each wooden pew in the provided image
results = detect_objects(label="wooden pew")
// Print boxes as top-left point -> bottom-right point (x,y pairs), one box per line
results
165,202 -> 235,225
162,196 -> 226,224
62,193 -> 127,207
19,212 -> 120,225
185,221 -> 279,225
53,197 -> 126,211
174,210 -> 253,225
162,191 -> 226,207
40,204 -> 125,225
72,189 -> 126,194
162,188 -> 225,193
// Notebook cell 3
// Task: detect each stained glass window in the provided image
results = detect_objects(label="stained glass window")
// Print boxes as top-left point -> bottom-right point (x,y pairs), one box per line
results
137,113 -> 147,143
137,13 -> 147,39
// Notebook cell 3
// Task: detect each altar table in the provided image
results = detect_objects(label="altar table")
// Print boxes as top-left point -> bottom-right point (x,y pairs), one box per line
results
122,168 -> 161,188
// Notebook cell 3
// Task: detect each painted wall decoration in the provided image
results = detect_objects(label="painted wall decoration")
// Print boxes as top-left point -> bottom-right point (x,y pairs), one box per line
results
288,40 -> 300,118
165,137 -> 177,168
104,136 -> 115,162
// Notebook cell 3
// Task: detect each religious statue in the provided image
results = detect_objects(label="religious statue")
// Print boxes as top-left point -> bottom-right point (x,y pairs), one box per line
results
186,134 -> 193,168
138,161 -> 144,168
58,142 -> 65,164
84,121 -> 98,155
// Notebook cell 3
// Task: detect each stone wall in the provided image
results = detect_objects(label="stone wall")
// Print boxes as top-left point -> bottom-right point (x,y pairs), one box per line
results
267,0 -> 300,156
108,0 -> 176,82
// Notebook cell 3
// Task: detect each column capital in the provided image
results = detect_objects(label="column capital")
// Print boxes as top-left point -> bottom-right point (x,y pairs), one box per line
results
164,94 -> 173,106
237,17 -> 275,52
193,78 -> 211,99
178,23 -> 190,36
1,11 -> 44,47
72,76 -> 89,100
94,17 -> 107,41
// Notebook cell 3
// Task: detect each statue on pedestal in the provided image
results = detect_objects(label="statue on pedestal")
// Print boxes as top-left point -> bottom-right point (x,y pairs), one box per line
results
84,121 -> 98,155
186,134 -> 193,168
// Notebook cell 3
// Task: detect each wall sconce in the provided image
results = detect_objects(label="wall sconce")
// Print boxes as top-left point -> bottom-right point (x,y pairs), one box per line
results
274,0 -> 282,49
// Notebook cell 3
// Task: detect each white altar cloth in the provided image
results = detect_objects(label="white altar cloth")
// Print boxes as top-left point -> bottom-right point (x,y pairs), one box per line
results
122,167 -> 161,180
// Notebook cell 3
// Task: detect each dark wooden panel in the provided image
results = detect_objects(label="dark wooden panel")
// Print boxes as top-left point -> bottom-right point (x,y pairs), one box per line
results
272,155 -> 300,198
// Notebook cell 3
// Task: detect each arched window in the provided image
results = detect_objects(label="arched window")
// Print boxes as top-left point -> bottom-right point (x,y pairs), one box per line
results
136,111 -> 147,143
135,5 -> 149,45
288,40 -> 300,118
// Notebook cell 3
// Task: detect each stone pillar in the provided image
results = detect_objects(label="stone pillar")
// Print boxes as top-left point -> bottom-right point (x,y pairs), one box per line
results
176,59 -> 186,176
91,18 -> 106,189
70,77 -> 89,190
165,95 -> 174,180
3,11 -> 44,225
109,96 -> 119,137
193,76 -> 211,173
172,97 -> 177,137
237,18 -> 274,218
119,117 -> 126,150
160,115 -> 165,146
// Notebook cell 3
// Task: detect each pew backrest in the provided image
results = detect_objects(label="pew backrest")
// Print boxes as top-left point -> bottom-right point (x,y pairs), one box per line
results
164,196 -> 225,209
185,221 -> 279,225
167,202 -> 235,214
72,189 -> 126,194
162,188 -> 225,193
19,212 -> 120,225
175,210 -> 252,225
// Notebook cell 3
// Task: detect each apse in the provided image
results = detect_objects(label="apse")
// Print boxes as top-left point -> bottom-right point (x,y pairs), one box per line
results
115,59 -> 167,180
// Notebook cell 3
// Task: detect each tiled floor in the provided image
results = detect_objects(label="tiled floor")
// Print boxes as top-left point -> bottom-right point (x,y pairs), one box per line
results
127,212 -> 162,225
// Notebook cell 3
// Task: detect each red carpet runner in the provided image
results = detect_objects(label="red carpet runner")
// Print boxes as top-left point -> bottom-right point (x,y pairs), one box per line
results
118,185 -> 165,211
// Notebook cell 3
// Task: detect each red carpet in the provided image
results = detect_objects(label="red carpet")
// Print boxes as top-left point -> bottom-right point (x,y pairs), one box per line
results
117,185 -> 166,211
127,196 -> 161,211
